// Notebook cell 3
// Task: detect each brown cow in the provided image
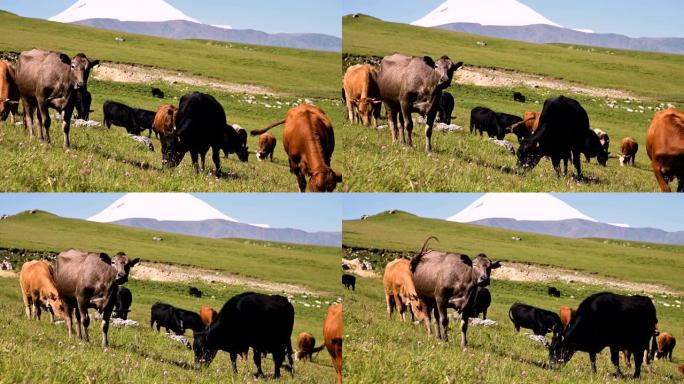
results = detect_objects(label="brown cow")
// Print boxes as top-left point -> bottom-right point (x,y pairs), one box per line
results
153,104 -> 178,137
256,133 -> 276,161
250,104 -> 341,192
620,137 -> 639,166
324,304 -> 342,384
296,331 -> 324,361
378,54 -> 463,153
523,111 -> 541,132
19,260 -> 67,322
559,305 -> 575,329
343,64 -> 382,127
411,236 -> 500,346
655,331 -> 676,361
383,258 -> 427,322
646,108 -> 684,192
199,306 -> 217,328
15,49 -> 98,147
0,60 -> 20,124
54,249 -> 139,349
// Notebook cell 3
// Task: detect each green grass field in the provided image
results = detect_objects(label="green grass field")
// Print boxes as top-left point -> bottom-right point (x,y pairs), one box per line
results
0,11 -> 343,192
343,212 -> 684,383
340,15 -> 683,192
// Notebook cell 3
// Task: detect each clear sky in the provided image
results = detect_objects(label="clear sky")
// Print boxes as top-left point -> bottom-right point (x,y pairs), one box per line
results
342,193 -> 684,232
0,0 -> 342,37
343,0 -> 684,38
0,193 -> 341,233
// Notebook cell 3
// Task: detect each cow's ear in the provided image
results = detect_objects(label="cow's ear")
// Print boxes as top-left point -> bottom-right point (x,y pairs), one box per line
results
59,54 -> 71,65
453,61 -> 464,70
99,253 -> 112,264
459,254 -> 472,266
491,261 -> 502,269
129,258 -> 140,267
334,171 -> 343,182
422,56 -> 435,68
90,59 -> 100,67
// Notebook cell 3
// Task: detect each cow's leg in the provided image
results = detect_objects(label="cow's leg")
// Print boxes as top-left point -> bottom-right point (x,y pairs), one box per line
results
253,348 -> 265,378
460,316 -> 470,348
632,348 -> 643,378
345,94 -> 354,122
73,304 -> 83,340
651,163 -> 671,192
37,101 -> 51,143
211,146 -> 221,177
436,298 -> 449,342
101,303 -> 114,350
272,350 -> 284,378
677,177 -> 683,193
610,347 -> 623,377
22,294 -> 31,319
386,104 -> 399,143
425,109 -> 437,154
294,168 -> 307,193
433,306 -> 442,339
623,349 -> 632,368
65,304 -> 75,338
385,292 -> 394,319
77,298 -> 90,342
589,352 -> 597,373
482,309 -> 487,320
22,100 -> 34,139
199,152 -> 206,172
190,151 -> 200,173
399,101 -> 412,146
229,351 -> 238,372
551,156 -> 562,177
393,292 -> 404,321
62,105 -> 74,148
34,300 -> 41,320
572,150 -> 583,180
423,304 -> 433,337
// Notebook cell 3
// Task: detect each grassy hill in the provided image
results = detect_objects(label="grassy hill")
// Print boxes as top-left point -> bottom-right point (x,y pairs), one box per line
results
342,212 -> 684,383
340,15 -> 682,192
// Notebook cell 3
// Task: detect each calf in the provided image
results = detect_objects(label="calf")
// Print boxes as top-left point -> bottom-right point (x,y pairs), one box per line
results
103,100 -> 140,134
472,287 -> 491,320
513,92 -> 526,103
548,287 -> 561,297
549,292 -> 657,378
383,258 -> 427,322
509,303 -> 562,337
584,128 -> 609,165
251,104 -> 341,192
189,286 -> 202,297
646,108 -> 684,191
324,304 -> 342,384
134,108 -> 156,137
153,104 -> 177,138
438,91 -> 455,125
470,107 -> 522,140
199,306 -> 217,328
296,332 -> 322,361
150,303 -> 185,335
0,60 -> 19,124
256,133 -> 276,161
559,305 -> 575,329
73,88 -> 92,120
112,286 -> 132,320
19,260 -> 67,322
343,64 -> 382,127
654,331 -> 676,361
619,137 -> 638,166
342,274 -> 356,291
193,292 -> 294,379
176,307 -> 205,333
151,87 -> 164,98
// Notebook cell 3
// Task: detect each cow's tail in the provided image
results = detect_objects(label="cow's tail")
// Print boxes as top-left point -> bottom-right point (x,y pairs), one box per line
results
508,306 -> 515,324
312,344 -> 326,354
286,337 -> 294,376
250,119 -> 286,136
410,236 -> 439,273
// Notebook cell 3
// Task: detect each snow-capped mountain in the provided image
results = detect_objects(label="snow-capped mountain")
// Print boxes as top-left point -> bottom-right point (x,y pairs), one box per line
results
412,0 -> 561,28
49,0 -> 198,23
87,193 -> 340,247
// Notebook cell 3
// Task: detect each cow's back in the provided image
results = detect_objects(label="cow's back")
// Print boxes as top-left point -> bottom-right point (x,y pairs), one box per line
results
176,92 -> 226,147
16,50 -> 65,97
19,260 -> 57,297
0,61 -> 19,102
646,108 -> 684,161
412,251 -> 473,300
378,54 -> 423,102
383,258 -> 416,296
55,250 -> 114,302
283,104 -> 335,164
343,64 -> 380,100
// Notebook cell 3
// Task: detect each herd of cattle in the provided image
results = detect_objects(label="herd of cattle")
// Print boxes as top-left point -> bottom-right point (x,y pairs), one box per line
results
378,236 -> 680,378
17,251 -> 343,381
0,49 -> 342,192
343,53 -> 684,191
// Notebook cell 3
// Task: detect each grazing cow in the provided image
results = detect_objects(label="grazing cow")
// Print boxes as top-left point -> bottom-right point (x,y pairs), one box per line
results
513,92 -> 526,103
162,92 -> 248,176
103,101 -> 140,134
15,50 -> 98,147
548,287 -> 561,297
377,53 -> 463,153
585,128 -> 609,165
410,236 -> 501,346
256,133 -> 276,161
19,260 -> 67,322
112,286 -> 132,320
654,332 -> 676,361
200,306 -> 218,328
189,286 -> 202,297
469,107 -> 522,140
176,307 -> 205,333
438,91 -> 455,125
54,249 -> 139,349
151,87 -> 164,98
193,292 -> 294,378
324,304 -> 342,384
153,104 -> 177,138
509,303 -> 563,337
559,306 -> 575,329
523,111 -> 540,132
549,292 -> 657,378
342,274 -> 356,291
646,108 -> 684,192
517,96 -> 607,179
150,302 -> 186,335
383,258 -> 427,322
619,137 -> 639,166
250,104 -> 341,192
73,88 -> 93,121
0,60 -> 20,124
296,332 -> 322,361
472,287 -> 491,320
343,64 -> 382,127
133,108 -> 157,137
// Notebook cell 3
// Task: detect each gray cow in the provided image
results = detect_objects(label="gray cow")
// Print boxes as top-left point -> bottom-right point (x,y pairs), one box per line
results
410,236 -> 500,347
15,49 -> 98,148
377,54 -> 462,153
54,249 -> 139,349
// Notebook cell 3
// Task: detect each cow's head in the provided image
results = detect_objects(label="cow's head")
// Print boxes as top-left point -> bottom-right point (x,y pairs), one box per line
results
597,150 -> 609,166
471,253 -> 501,287
193,330 -> 218,366
46,293 -> 68,321
549,335 -> 575,365
103,252 -> 139,284
517,138 -> 542,170
353,97 -> 382,126
308,168 -> 342,192
161,131 -> 185,167
434,56 -> 463,89
401,290 -> 427,323
222,124 -> 249,162
70,53 -> 99,90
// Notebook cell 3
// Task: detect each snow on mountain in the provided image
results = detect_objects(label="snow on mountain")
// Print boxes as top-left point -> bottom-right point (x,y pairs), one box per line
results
412,0 -> 561,28
49,0 -> 199,23
212,24 -> 233,30
447,193 -> 597,223
88,193 -> 237,223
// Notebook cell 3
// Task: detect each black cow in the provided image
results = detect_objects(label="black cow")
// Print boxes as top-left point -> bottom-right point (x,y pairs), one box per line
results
548,287 -> 561,297
513,92 -> 526,103
73,88 -> 92,120
342,274 -> 356,291
103,100 -> 140,134
189,286 -> 202,297
549,292 -> 657,378
517,96 -> 607,179
161,92 -> 248,176
150,302 -> 185,335
470,107 -> 523,140
193,292 -> 294,378
112,286 -> 132,320
133,108 -> 156,137
176,308 -> 205,333
151,87 -> 164,98
438,91 -> 455,125
473,287 -> 492,320
509,303 -> 563,337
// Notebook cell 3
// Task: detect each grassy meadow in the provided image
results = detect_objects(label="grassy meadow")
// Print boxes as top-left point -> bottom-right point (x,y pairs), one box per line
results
343,212 -> 684,383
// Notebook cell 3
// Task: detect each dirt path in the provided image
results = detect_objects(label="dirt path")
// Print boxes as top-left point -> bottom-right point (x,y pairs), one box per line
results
456,66 -> 637,100
92,62 -> 277,96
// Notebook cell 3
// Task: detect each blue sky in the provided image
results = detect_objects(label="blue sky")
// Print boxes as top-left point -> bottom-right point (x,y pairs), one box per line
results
342,193 -> 684,232
343,0 -> 684,38
0,193 -> 341,232
0,0 -> 342,37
